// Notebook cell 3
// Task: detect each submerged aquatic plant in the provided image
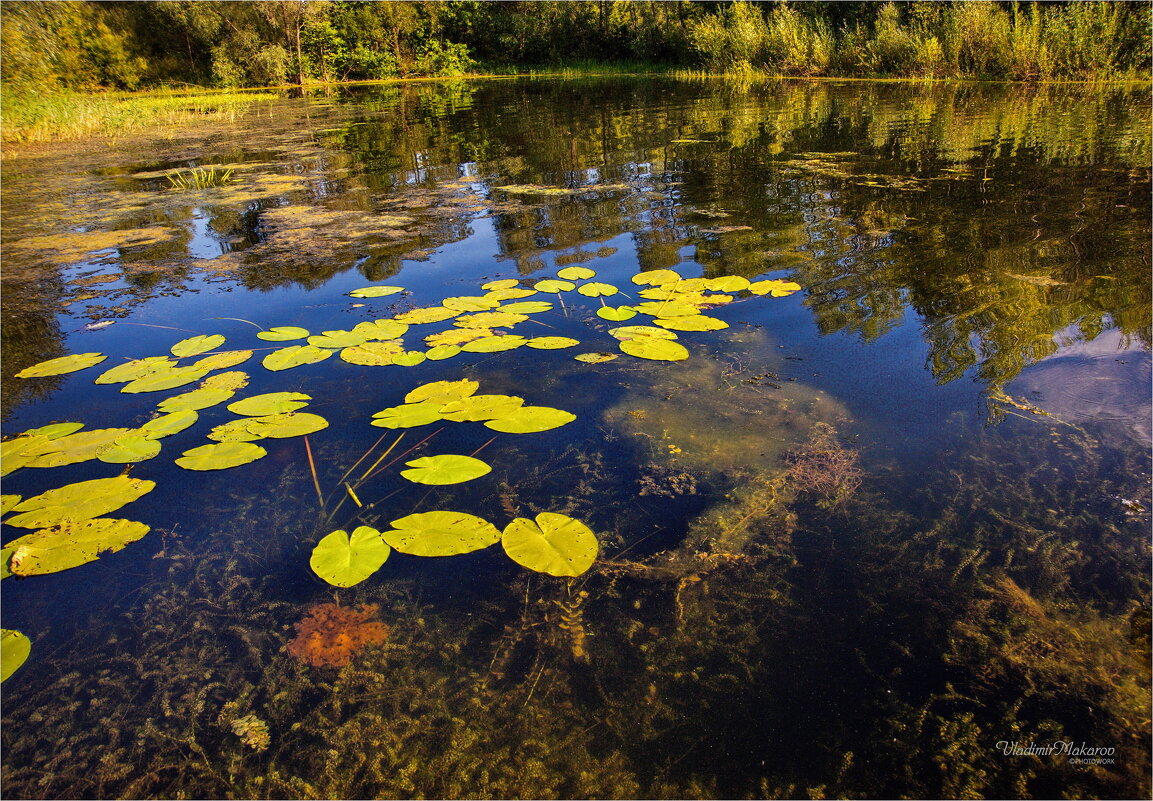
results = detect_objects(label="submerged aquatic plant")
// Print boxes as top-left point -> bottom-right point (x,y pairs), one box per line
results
286,602 -> 391,668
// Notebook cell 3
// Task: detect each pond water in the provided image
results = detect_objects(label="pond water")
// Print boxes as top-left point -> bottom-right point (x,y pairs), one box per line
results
1,78 -> 1149,799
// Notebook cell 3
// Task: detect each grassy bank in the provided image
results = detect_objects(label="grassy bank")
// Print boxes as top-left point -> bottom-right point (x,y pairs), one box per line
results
1,88 -> 278,145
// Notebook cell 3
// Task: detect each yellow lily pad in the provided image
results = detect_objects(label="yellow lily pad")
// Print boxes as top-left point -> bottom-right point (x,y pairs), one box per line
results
16,353 -> 107,378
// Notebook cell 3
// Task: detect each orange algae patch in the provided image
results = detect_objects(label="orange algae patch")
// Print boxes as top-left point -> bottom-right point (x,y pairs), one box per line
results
287,602 -> 390,667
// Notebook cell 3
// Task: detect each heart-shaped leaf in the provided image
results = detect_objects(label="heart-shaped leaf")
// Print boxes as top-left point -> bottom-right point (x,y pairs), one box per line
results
310,526 -> 391,587
349,285 -> 404,298
401,454 -> 492,485
228,392 -> 311,417
5,476 -> 155,529
262,345 -> 333,371
1,630 -> 32,682
175,442 -> 267,471
171,334 -> 225,358
502,513 -> 598,576
6,519 -> 150,576
382,511 -> 501,557
618,338 -> 690,361
483,406 -> 576,433
16,353 -> 106,378
256,326 -> 310,342
96,435 -> 161,464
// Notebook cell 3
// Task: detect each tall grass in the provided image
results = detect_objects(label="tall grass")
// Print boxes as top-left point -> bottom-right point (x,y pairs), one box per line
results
1,88 -> 278,144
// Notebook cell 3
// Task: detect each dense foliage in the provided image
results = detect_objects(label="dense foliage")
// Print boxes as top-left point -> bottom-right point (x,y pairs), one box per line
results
1,0 -> 1149,91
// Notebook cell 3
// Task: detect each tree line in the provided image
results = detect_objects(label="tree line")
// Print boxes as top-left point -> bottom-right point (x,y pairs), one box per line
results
1,0 -> 1149,91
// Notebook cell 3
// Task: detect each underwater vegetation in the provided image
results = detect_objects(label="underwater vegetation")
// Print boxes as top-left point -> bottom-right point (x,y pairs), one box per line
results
287,602 -> 391,668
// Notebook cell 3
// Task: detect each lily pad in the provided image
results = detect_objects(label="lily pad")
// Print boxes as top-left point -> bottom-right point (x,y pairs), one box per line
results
460,335 -> 527,353
705,275 -> 751,292
256,326 -> 310,342
121,365 -> 209,393
440,394 -> 525,422
608,325 -> 678,341
654,315 -> 729,332
406,379 -> 479,404
245,412 -> 329,439
619,338 -> 690,361
577,282 -> 618,297
94,356 -> 176,385
382,511 -> 502,557
175,441 -> 267,471
349,285 -> 405,298
308,330 -> 367,349
534,279 -> 575,293
443,295 -> 500,312
484,288 -> 537,301
426,328 -> 489,348
391,351 -> 427,367
6,519 -> 151,576
455,311 -> 528,328
1,495 -> 21,516
747,279 -> 802,297
526,336 -> 580,350
171,334 -> 225,358
483,406 -> 576,433
201,371 -> 249,391
400,454 -> 492,485
597,305 -> 637,321
20,422 -> 85,440
574,352 -> 619,364
96,436 -> 161,463
502,513 -> 598,577
25,428 -> 136,468
557,266 -> 596,280
16,352 -> 107,378
5,476 -> 155,529
634,301 -> 700,318
499,301 -> 553,314
310,526 -> 391,587
341,341 -> 404,366
481,279 -> 520,290
228,392 -> 311,416
394,306 -> 459,325
190,350 -> 253,372
158,387 -> 235,412
207,419 -> 264,442
1,630 -> 31,682
631,269 -> 681,286
263,345 -> 333,371
371,401 -> 446,429
426,345 -> 462,361
354,319 -> 409,340
140,410 -> 199,438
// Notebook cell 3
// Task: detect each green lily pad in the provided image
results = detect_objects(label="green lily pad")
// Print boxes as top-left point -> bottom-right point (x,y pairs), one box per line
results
534,279 -> 575,293
96,435 -> 162,463
207,418 -> 264,442
1,630 -> 31,682
443,295 -> 500,312
608,325 -> 678,341
6,519 -> 150,576
201,371 -> 249,391
634,301 -> 700,318
576,282 -> 618,297
140,410 -> 199,438
157,387 -> 235,412
121,365 -> 209,394
94,356 -> 176,385
190,350 -> 253,372
228,392 -> 311,417
382,511 -> 501,557
5,476 -> 156,529
391,351 -> 427,367
245,412 -> 328,439
25,428 -> 137,468
440,394 -> 525,422
705,275 -> 751,292
455,311 -> 529,328
400,454 -> 492,485
1,495 -> 21,516
341,341 -> 404,366
20,422 -> 85,440
557,266 -> 596,280
0,549 -> 11,580
631,269 -> 681,286
483,406 -> 576,434
175,441 -> 267,471
484,288 -> 537,301
349,285 -> 405,298
597,305 -> 637,321
394,306 -> 459,325
353,319 -> 409,340
502,512 -> 599,577
310,526 -> 391,587
256,326 -> 310,342
425,328 -> 490,347
16,352 -> 107,378
526,337 -> 580,350
1,436 -> 52,475
171,334 -> 225,358
481,279 -> 520,290
460,335 -> 527,353
499,301 -> 553,314
619,338 -> 690,361
747,279 -> 802,297
574,352 -> 619,364
308,330 -> 367,349
426,345 -> 462,361
371,401 -> 446,429
654,315 -> 729,332
262,345 -> 333,371
406,380 -> 479,404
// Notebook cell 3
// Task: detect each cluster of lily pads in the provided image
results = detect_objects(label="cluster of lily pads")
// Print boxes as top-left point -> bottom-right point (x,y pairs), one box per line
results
1,261 -> 800,680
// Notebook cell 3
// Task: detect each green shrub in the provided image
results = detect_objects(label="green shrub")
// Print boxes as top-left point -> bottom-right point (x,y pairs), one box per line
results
411,40 -> 475,78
